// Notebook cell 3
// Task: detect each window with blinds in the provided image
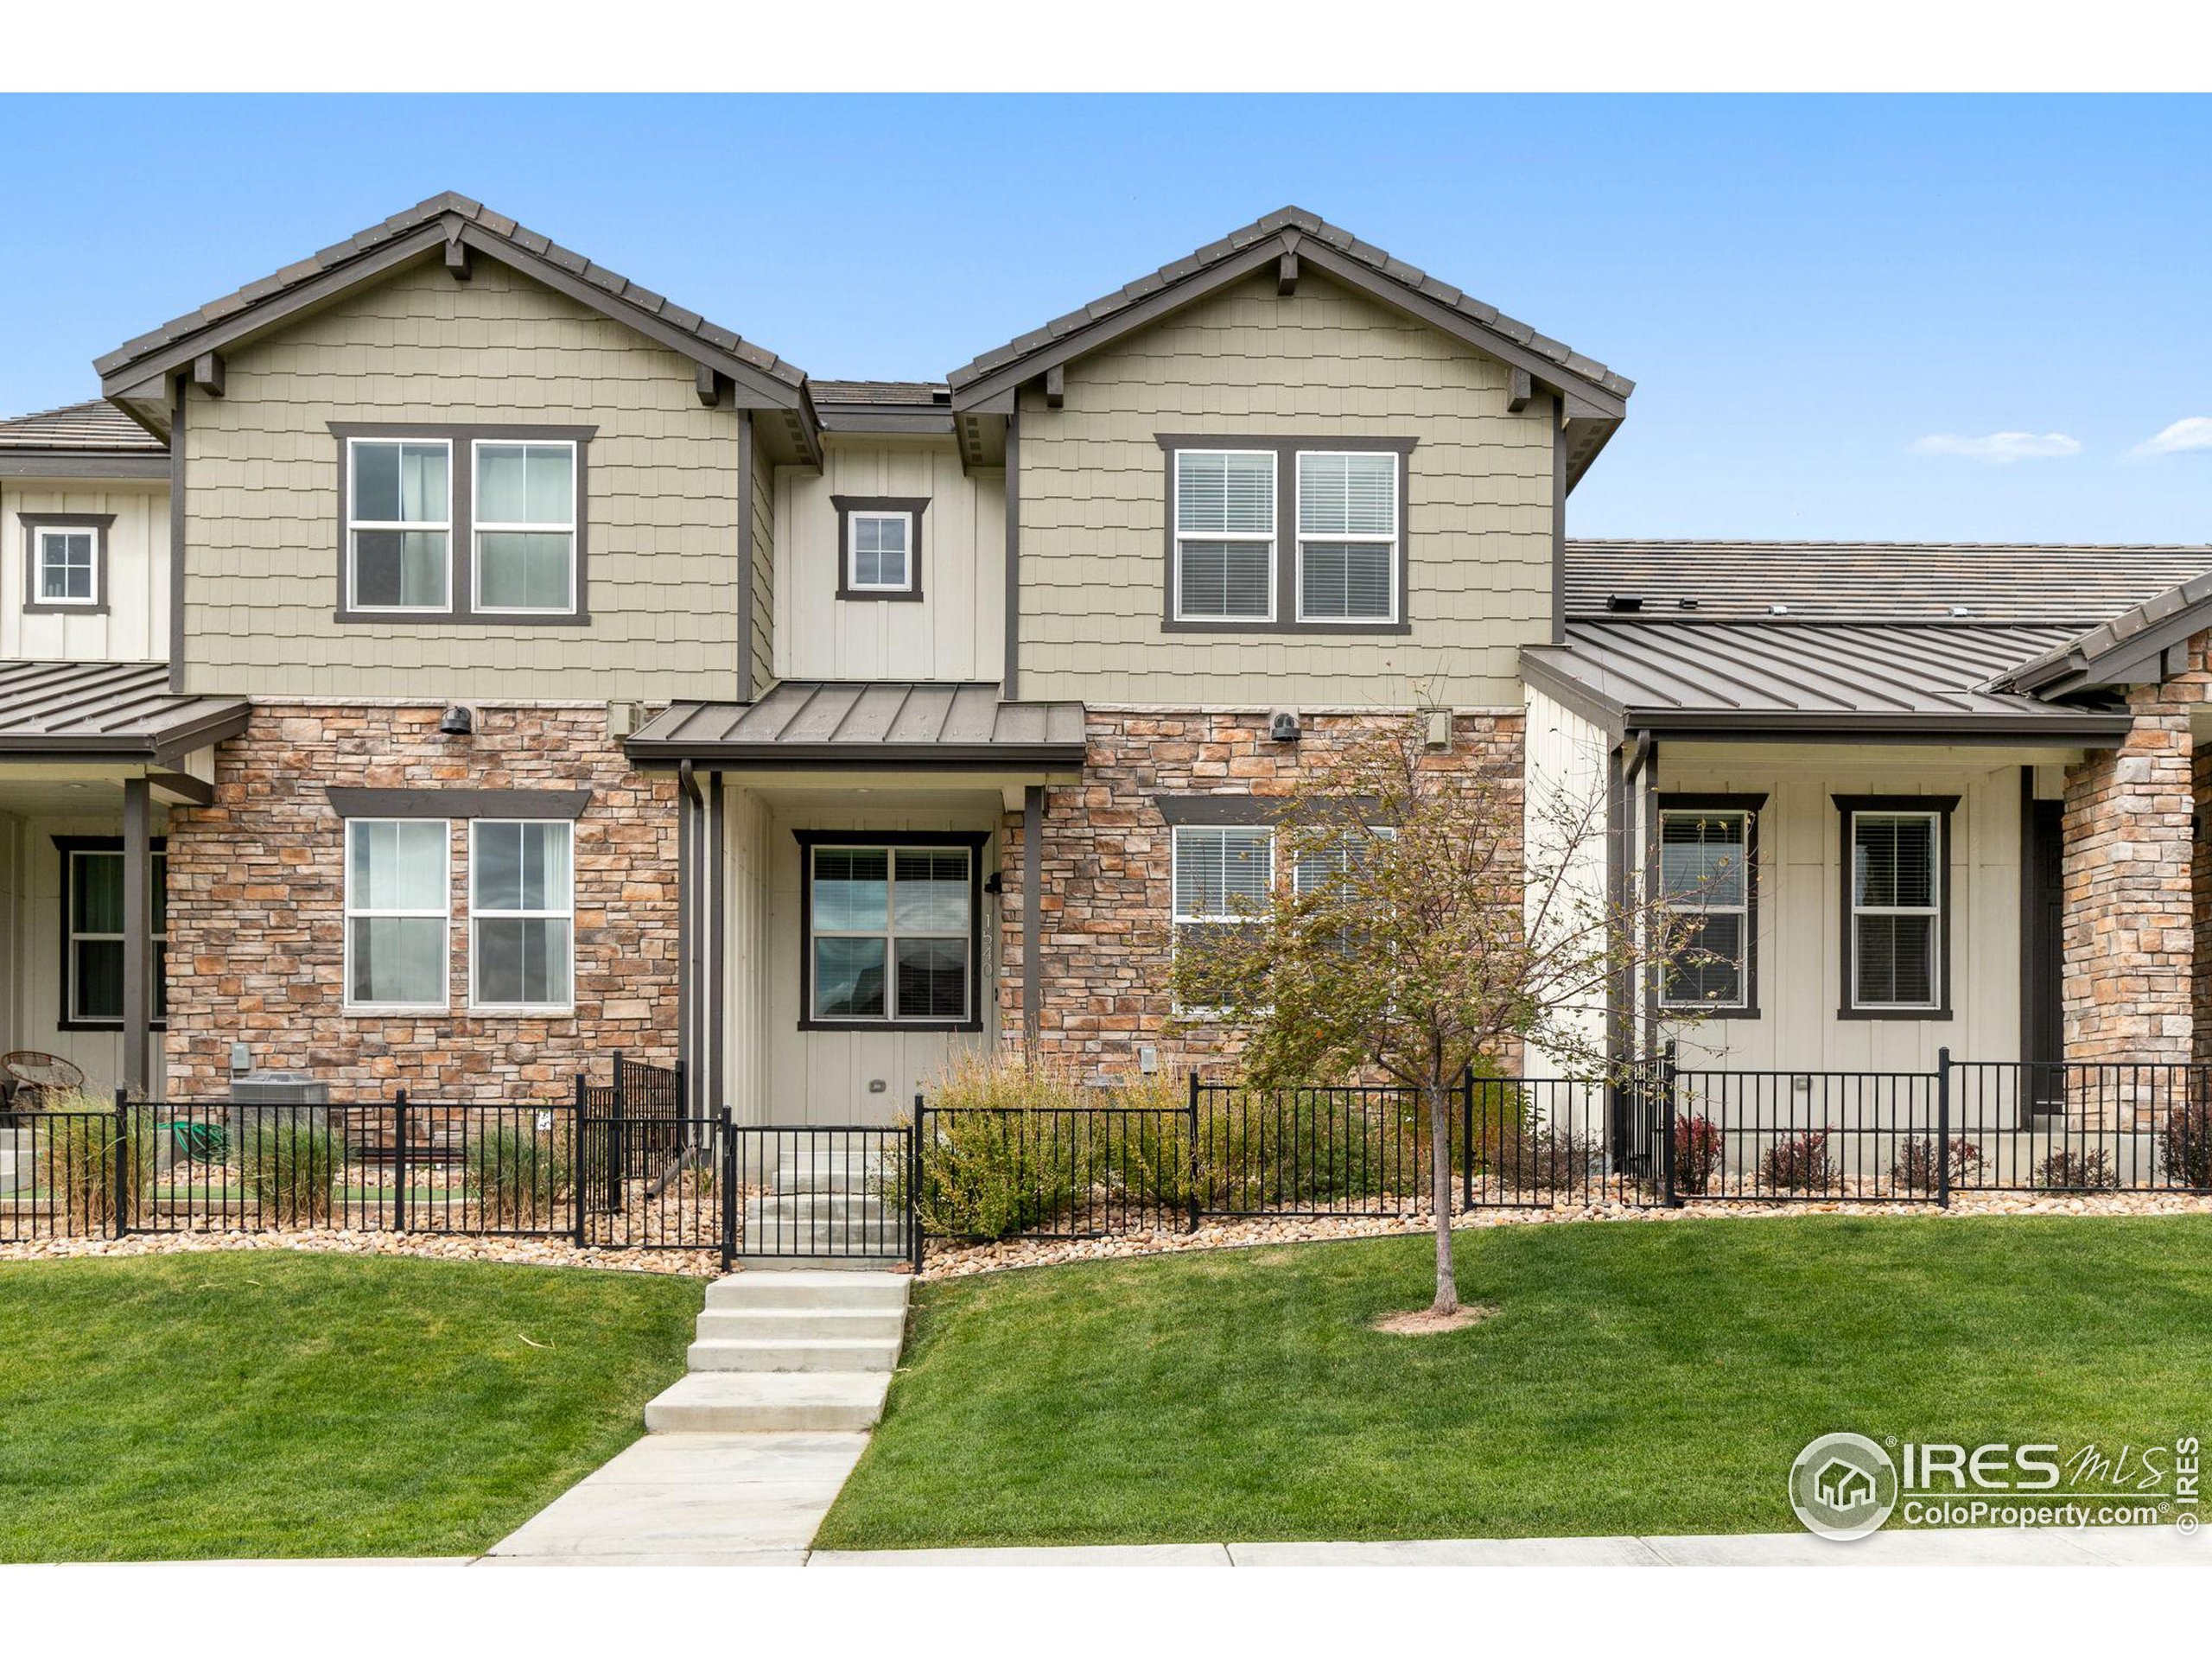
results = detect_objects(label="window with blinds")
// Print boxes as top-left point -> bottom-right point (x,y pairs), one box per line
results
1658,810 -> 1751,1009
1849,810 -> 1942,1010
806,844 -> 974,1024
1173,449 -> 1275,620
1172,824 -> 1272,1010
1296,451 -> 1398,622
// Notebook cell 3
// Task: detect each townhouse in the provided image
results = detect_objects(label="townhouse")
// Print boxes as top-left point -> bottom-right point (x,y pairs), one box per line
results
3,194 -> 2209,1128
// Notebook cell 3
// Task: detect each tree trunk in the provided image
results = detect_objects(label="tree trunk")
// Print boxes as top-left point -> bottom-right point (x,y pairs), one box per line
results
1427,1077 -> 1458,1314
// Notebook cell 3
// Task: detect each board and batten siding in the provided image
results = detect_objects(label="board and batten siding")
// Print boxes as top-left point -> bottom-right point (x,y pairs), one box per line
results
1662,747 -> 2025,1071
1523,685 -> 1613,1078
1014,269 -> 1556,709
1,481 -> 169,663
773,437 -> 1004,684
180,258 -> 747,702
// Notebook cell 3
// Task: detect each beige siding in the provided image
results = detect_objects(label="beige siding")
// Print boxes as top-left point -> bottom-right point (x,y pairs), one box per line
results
1661,747 -> 2027,1071
1016,270 -> 1555,709
724,787 -> 1001,1126
181,257 -> 747,702
2,482 -> 170,664
774,438 -> 1004,684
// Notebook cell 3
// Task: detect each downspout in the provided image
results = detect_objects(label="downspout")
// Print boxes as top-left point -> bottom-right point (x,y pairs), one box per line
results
677,760 -> 702,1113
1022,783 -> 1043,1053
708,769 -> 726,1115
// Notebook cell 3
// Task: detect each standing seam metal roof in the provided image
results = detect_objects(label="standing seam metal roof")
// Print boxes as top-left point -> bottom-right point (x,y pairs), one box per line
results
626,682 -> 1087,765
0,660 -> 251,758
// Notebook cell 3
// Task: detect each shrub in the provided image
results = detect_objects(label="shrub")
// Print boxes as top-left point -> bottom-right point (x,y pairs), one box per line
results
1760,1128 -> 1837,1192
1887,1136 -> 1985,1195
1673,1113 -> 1724,1195
235,1114 -> 346,1224
904,1053 -> 1089,1239
29,1090 -> 156,1225
2035,1147 -> 2117,1192
1497,1119 -> 1602,1195
466,1124 -> 572,1226
2159,1096 -> 2212,1190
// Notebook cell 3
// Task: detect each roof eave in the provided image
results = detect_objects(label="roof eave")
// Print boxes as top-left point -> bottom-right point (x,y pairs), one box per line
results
624,739 -> 1089,771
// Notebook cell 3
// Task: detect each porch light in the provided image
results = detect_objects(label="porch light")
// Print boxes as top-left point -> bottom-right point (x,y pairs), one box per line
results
1268,710 -> 1301,743
438,705 -> 475,737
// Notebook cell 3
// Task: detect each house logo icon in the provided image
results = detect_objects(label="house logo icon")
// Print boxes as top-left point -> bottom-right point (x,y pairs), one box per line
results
1790,1433 -> 1899,1541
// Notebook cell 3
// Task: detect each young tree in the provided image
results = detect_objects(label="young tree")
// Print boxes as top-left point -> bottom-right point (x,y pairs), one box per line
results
1169,712 -> 1702,1316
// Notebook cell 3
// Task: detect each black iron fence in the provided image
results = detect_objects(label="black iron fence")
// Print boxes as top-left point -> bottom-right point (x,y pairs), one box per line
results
9,1052 -> 2209,1259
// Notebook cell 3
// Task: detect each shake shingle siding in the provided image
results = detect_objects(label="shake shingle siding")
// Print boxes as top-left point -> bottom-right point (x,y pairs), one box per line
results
180,259 -> 742,702
1015,270 -> 1554,709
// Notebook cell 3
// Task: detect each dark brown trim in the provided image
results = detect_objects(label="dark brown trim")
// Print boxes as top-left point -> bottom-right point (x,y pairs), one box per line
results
1002,408 -> 1021,698
149,770 -> 214,806
1550,404 -> 1567,645
736,412 -> 755,697
325,786 -> 591,820
327,422 -> 596,626
53,833 -> 168,1036
168,376 -> 187,692
1656,792 -> 1766,1020
1154,435 -> 1417,636
20,512 -> 116,616
831,495 -> 929,602
1834,793 -> 1960,1021
1022,787 -> 1042,1049
1157,794 -> 1280,826
793,830 -> 990,1033
0,453 -> 171,480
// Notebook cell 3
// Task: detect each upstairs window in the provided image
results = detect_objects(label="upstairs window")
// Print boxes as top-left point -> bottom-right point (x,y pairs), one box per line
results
473,441 -> 577,613
1658,805 -> 1755,1012
848,512 -> 913,593
1296,452 -> 1398,622
347,438 -> 451,611
1845,806 -> 1947,1014
1173,449 -> 1275,621
36,528 -> 99,606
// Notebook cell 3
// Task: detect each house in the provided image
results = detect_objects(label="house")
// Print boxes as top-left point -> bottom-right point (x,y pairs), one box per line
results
3,194 -> 2209,1125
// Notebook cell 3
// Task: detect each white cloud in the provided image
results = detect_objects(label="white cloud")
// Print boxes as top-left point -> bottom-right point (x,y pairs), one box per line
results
2129,416 -> 2212,460
1908,431 -> 2082,464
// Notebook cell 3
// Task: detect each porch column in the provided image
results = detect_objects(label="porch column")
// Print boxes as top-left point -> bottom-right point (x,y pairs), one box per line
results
122,775 -> 152,1100
1022,785 -> 1043,1052
2062,691 -> 2195,1074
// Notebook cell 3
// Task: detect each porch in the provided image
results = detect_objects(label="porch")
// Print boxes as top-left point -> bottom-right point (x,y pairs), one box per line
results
0,660 -> 247,1108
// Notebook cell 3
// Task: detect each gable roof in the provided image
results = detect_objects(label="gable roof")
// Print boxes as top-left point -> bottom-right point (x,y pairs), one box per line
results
944,207 -> 1630,487
94,192 -> 820,463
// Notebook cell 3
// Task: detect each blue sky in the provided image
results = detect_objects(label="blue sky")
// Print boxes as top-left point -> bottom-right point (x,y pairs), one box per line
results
3,94 -> 2205,543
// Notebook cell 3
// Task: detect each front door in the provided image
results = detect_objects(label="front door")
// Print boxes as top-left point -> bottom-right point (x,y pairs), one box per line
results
2023,798 -> 2064,1109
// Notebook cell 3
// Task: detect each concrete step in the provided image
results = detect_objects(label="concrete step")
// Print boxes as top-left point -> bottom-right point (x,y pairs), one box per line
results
684,1336 -> 903,1373
695,1306 -> 906,1342
731,1253 -> 911,1272
745,1192 -> 894,1224
703,1269 -> 912,1312
771,1158 -> 888,1196
645,1370 -> 891,1433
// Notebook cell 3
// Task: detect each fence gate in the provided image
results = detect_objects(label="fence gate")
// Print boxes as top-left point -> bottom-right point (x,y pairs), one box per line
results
729,1126 -> 915,1265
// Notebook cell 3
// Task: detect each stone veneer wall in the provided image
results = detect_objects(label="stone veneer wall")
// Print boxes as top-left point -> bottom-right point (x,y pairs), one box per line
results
163,704 -> 677,1103
2060,638 -> 2209,1073
995,709 -> 1524,1078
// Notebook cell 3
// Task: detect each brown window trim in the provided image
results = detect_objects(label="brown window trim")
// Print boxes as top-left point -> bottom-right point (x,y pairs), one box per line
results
1834,793 -> 1959,1022
794,829 -> 988,1033
327,421 -> 596,626
1154,435 -> 1415,636
22,512 -> 116,617
54,834 -> 168,1032
1656,792 -> 1765,1021
831,496 -> 929,602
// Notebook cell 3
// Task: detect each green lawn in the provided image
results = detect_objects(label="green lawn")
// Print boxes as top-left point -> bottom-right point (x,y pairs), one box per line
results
0,1254 -> 702,1561
817,1216 -> 2212,1548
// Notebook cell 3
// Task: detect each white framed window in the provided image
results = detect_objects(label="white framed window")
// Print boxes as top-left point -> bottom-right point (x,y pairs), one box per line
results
804,842 -> 976,1026
846,512 -> 914,594
35,528 -> 99,606
469,820 -> 575,1011
346,438 -> 451,612
472,440 -> 578,613
60,842 -> 167,1027
1659,807 -> 1753,1011
344,819 -> 450,1011
1173,449 -> 1275,621
1171,823 -> 1274,1012
1295,451 -> 1398,622
1847,808 -> 1944,1012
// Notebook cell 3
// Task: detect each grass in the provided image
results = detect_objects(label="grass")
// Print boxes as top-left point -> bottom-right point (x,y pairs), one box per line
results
817,1215 -> 2212,1548
0,1253 -> 702,1561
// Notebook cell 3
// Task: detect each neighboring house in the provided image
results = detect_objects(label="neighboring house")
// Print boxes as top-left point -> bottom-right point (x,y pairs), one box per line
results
1,193 -> 2207,1121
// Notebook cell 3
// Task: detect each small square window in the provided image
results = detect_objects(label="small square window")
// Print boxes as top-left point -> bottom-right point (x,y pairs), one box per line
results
834,498 -> 927,601
24,518 -> 109,612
